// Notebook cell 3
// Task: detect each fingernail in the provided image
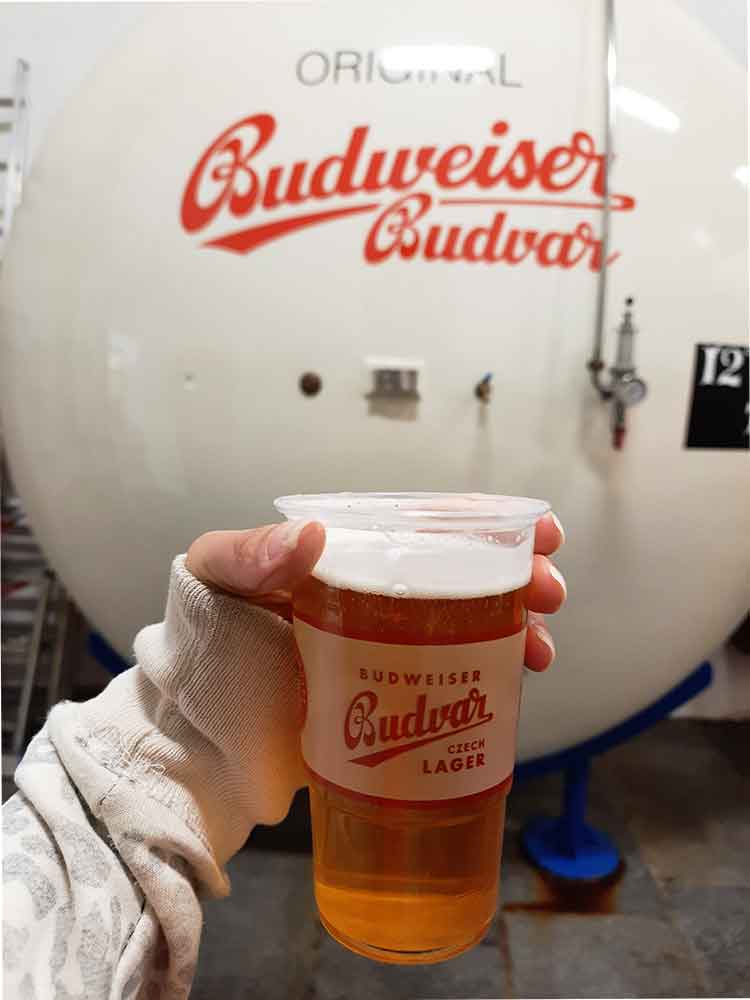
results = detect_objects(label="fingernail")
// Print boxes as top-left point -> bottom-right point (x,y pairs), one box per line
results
266,521 -> 307,562
532,621 -> 556,662
549,563 -> 567,600
551,512 -> 565,545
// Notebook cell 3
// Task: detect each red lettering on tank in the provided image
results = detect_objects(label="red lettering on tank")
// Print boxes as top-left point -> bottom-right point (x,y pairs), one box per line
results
181,115 -> 635,268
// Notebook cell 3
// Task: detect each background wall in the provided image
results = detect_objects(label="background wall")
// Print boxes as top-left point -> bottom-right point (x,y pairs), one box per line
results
0,3 -> 147,164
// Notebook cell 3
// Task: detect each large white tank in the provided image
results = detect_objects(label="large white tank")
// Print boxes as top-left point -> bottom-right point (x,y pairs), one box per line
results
1,0 -> 747,761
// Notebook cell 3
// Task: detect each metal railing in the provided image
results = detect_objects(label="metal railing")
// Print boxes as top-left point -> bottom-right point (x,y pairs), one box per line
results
0,58 -> 30,261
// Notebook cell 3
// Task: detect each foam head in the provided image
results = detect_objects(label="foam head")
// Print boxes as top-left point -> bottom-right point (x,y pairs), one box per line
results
310,526 -> 536,599
274,493 -> 549,599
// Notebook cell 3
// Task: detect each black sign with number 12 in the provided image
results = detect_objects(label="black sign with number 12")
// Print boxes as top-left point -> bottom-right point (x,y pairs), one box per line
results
685,344 -> 749,449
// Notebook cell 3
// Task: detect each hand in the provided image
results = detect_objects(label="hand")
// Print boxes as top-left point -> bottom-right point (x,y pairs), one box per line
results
185,513 -> 566,671
523,513 -> 566,671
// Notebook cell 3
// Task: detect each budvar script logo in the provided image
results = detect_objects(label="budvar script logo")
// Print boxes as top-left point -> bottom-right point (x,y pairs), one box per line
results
181,114 -> 636,268
344,687 -> 493,767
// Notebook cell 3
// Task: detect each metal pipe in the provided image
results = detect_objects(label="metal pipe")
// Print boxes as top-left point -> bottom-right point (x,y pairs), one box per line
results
588,0 -> 617,396
475,372 -> 493,402
612,399 -> 627,450
46,587 -> 70,712
13,570 -> 53,757
560,757 -> 591,857
613,299 -> 635,372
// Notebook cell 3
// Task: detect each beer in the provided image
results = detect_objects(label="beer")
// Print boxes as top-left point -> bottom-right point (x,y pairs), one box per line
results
276,494 -> 548,964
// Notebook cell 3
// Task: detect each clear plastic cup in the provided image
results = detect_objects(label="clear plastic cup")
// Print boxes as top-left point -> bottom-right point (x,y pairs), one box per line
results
275,492 -> 550,964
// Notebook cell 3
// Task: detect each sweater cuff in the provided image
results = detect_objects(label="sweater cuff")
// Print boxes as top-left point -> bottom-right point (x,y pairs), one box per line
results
47,555 -> 306,867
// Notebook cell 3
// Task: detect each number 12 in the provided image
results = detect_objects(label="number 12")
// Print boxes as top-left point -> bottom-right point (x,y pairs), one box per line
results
700,346 -> 746,387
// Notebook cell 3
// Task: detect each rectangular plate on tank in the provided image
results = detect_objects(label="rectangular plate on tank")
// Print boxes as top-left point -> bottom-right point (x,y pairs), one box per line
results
684,344 -> 749,449
365,356 -> 423,405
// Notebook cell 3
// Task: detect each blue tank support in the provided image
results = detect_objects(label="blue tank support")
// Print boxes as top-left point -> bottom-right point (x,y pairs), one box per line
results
88,631 -> 130,675
517,661 -> 712,880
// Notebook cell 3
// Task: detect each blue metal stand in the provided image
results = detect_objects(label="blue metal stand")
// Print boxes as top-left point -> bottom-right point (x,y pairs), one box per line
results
518,661 -> 712,882
522,757 -> 620,880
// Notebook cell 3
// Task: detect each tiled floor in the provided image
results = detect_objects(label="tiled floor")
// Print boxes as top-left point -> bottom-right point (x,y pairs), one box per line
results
193,720 -> 750,999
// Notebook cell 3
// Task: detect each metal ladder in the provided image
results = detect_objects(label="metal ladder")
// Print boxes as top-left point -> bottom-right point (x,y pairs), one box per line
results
1,454 -> 87,794
0,58 -> 30,261
1,59 -> 97,797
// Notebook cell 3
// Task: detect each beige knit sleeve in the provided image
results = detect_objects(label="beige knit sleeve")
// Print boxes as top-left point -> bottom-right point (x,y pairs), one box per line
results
3,555 -> 306,998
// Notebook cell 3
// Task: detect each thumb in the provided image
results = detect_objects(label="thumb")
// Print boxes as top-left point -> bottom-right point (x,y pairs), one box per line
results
185,521 -> 326,597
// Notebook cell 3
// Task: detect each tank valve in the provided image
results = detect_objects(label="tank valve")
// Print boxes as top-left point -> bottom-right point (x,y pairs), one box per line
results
588,298 -> 648,449
475,373 -> 493,403
299,371 -> 322,396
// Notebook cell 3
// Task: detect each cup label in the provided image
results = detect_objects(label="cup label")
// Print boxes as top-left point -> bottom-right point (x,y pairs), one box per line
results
294,618 -> 525,803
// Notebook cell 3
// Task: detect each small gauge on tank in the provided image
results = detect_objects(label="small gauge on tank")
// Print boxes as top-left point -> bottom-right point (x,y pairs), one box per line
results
614,374 -> 648,407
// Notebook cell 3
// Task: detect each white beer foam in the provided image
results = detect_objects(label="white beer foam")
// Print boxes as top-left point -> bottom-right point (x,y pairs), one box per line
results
312,527 -> 534,599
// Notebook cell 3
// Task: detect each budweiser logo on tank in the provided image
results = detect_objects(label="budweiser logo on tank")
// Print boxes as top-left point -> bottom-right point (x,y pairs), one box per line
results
181,115 -> 636,266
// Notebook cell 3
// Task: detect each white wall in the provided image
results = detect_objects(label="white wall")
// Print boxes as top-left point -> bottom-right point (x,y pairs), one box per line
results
0,2 -> 148,164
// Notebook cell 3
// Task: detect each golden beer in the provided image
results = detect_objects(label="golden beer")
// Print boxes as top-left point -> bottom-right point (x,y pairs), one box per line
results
277,493 -> 548,964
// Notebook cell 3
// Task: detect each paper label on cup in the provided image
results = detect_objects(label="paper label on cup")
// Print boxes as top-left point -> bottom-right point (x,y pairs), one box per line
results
294,618 -> 525,804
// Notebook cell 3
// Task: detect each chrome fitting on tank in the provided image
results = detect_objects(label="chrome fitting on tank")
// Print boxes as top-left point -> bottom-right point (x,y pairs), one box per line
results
588,298 -> 648,449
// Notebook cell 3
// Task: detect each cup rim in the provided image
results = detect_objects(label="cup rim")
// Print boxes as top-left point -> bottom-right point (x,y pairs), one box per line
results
274,492 -> 550,532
